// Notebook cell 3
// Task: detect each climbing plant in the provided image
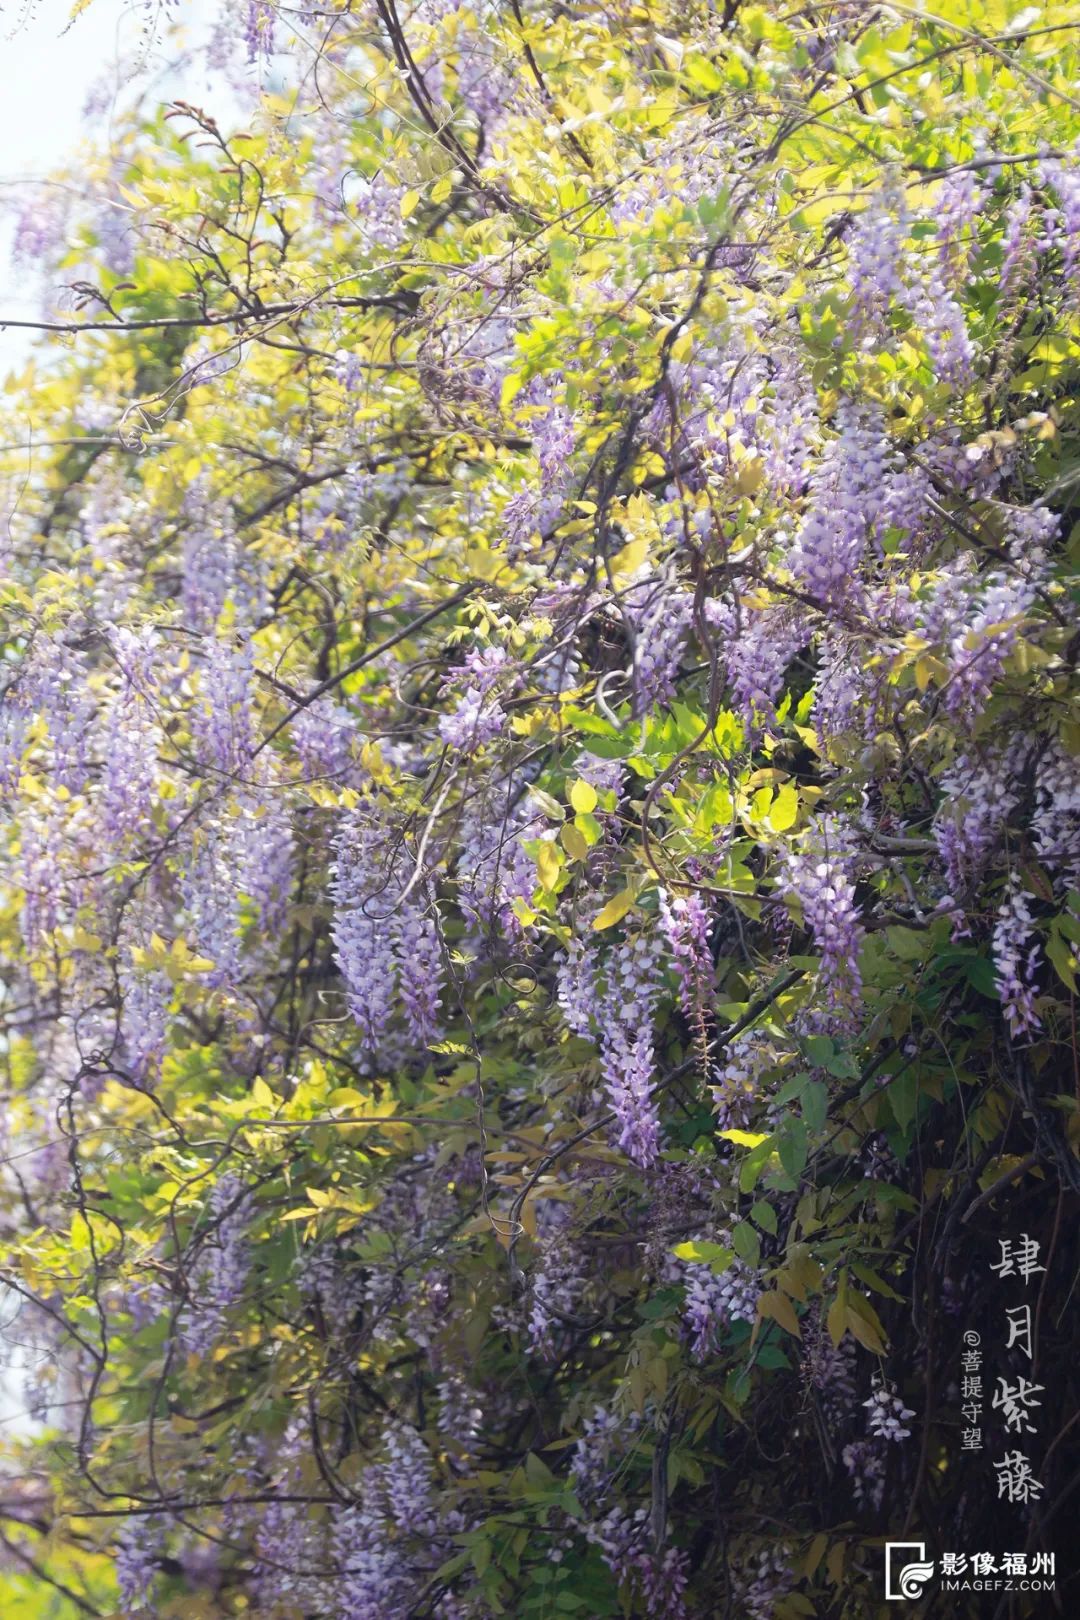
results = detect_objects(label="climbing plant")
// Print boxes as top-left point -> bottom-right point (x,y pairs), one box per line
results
0,1 -> 1078,1615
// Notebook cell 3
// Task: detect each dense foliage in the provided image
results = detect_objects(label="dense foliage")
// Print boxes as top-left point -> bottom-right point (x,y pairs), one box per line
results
1,1 -> 1079,1615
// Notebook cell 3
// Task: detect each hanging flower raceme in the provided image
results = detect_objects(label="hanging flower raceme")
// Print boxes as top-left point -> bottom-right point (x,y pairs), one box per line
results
624,575 -> 693,716
846,180 -> 908,340
118,942 -> 172,1084
330,807 -> 444,1062
678,1244 -> 760,1362
934,744 -> 1023,900
787,398 -> 889,606
658,885 -> 714,1031
599,933 -> 666,1166
438,644 -> 515,751
101,625 -> 161,846
863,1384 -> 916,1442
705,598 -> 809,734
781,822 -> 864,1026
993,876 -> 1042,1038
183,1174 -> 251,1355
193,636 -> 255,775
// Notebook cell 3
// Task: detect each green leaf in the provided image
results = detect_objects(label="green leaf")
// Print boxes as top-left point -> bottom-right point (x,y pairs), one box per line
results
801,1080 -> 828,1133
535,840 -> 562,891
683,51 -> 725,91
739,1136 -> 776,1194
778,1115 -> 808,1180
805,1034 -> 834,1067
773,1070 -> 811,1106
888,1069 -> 919,1133
851,1262 -> 905,1303
731,1221 -> 761,1265
1046,922 -> 1078,992
528,786 -> 565,821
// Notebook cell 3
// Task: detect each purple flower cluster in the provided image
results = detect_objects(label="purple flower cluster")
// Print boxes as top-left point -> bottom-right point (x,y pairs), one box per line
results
842,1438 -> 887,1511
115,1517 -> 160,1612
291,698 -> 361,783
934,746 -> 1022,898
244,0 -> 276,65
193,638 -> 254,775
1033,743 -> 1080,882
802,1305 -> 858,1429
738,1545 -> 795,1620
659,886 -> 714,1025
847,182 -> 907,338
331,810 -> 444,1061
706,598 -> 808,733
993,878 -> 1041,1037
585,1506 -> 690,1619
455,27 -> 520,142
782,826 -> 864,1024
184,1174 -> 250,1355
677,1240 -> 760,1360
457,792 -> 542,942
352,172 -> 409,253
787,399 -> 889,606
863,1384 -> 915,1441
526,1200 -> 588,1355
502,380 -> 580,549
599,933 -> 666,1166
570,1405 -> 636,1504
329,1422 -> 444,1618
710,1032 -> 783,1134
101,627 -> 160,846
942,571 -> 1034,719
1038,149 -> 1080,289
439,645 -> 514,751
625,579 -> 693,716
1000,185 -> 1035,294
119,946 -> 172,1083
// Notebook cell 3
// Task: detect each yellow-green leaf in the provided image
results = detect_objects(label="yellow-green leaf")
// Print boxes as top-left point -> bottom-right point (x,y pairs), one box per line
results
569,778 -> 598,814
592,888 -> 636,930
536,840 -> 562,891
561,822 -> 588,861
756,1289 -> 801,1338
718,1128 -> 769,1148
769,782 -> 798,832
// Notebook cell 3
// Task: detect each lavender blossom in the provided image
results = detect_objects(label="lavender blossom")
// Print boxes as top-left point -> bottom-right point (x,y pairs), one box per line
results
787,399 -> 889,605
993,878 -> 1041,1037
193,638 -> 254,774
678,1242 -> 760,1360
115,1517 -> 160,1612
658,886 -> 713,1024
842,1438 -> 887,1512
599,933 -> 666,1166
847,182 -> 907,338
782,824 -> 864,1023
330,815 -> 399,1060
625,578 -> 693,715
184,1174 -> 250,1355
863,1385 -> 915,1441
